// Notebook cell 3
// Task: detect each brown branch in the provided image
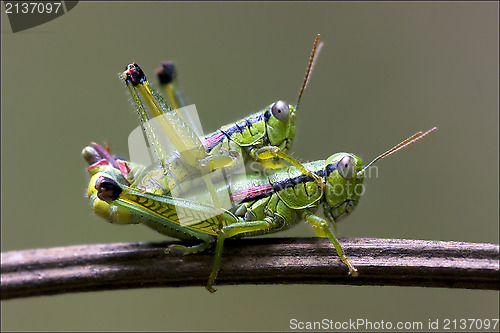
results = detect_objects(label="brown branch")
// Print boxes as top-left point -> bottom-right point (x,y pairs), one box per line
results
1,238 -> 499,300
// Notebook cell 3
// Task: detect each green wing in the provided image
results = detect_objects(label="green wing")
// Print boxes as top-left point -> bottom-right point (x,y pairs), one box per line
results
116,184 -> 236,236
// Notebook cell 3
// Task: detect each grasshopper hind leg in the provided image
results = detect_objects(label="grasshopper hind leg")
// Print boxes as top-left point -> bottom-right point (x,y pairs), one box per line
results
166,241 -> 213,255
207,219 -> 277,293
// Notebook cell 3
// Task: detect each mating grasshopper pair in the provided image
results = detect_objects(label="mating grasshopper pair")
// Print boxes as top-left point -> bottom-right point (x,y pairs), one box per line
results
82,35 -> 437,292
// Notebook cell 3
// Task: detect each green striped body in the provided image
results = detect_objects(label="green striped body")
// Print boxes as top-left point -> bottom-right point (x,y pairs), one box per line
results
202,103 -> 297,169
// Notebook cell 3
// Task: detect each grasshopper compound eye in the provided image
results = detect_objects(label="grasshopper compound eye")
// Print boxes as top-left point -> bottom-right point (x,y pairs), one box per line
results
95,176 -> 123,201
271,100 -> 290,122
337,155 -> 356,180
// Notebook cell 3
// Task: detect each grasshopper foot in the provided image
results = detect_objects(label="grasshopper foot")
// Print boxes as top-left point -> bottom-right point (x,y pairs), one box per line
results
205,284 -> 217,293
341,256 -> 358,277
349,267 -> 359,277
166,241 -> 213,255
165,244 -> 187,256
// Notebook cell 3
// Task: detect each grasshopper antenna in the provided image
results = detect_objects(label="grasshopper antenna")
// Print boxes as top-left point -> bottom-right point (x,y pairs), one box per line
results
295,34 -> 324,111
358,127 -> 438,177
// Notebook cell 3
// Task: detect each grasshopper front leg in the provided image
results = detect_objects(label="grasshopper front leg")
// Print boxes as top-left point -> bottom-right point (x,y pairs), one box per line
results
255,146 -> 325,188
301,211 -> 358,277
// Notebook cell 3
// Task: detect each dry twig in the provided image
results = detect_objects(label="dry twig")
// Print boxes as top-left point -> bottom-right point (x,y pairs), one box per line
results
1,237 -> 499,300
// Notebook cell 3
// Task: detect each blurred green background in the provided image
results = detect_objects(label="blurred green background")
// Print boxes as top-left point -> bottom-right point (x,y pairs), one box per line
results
1,2 -> 498,331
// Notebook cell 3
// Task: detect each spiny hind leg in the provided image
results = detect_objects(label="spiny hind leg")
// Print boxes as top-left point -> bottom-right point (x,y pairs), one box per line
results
255,146 -> 325,188
156,61 -> 186,110
207,219 -> 275,293
302,211 -> 358,277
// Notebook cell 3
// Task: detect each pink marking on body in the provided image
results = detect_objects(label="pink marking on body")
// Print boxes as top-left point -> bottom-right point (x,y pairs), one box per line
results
87,159 -> 108,171
230,184 -> 274,202
203,131 -> 226,150
91,142 -> 120,169
117,160 -> 131,178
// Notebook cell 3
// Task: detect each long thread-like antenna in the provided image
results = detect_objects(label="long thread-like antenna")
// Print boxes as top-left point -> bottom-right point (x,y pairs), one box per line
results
295,34 -> 323,111
358,127 -> 438,177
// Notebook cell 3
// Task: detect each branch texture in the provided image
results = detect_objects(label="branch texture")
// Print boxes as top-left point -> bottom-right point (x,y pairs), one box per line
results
1,238 -> 499,300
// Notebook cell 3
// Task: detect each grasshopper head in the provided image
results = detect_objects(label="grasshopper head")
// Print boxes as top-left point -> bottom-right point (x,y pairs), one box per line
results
323,153 -> 365,222
265,100 -> 296,152
322,127 -> 438,223
265,35 -> 323,154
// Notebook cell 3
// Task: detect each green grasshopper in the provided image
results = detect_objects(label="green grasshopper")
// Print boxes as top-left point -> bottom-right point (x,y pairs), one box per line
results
83,35 -> 324,224
87,126 -> 436,292
128,34 -> 324,175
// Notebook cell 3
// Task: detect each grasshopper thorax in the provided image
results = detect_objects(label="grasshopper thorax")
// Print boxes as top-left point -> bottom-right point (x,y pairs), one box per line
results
323,153 -> 364,222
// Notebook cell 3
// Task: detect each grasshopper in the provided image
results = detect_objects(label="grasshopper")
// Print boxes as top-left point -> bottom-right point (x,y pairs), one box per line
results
83,35 -> 324,224
133,35 -> 324,174
82,34 -> 437,292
